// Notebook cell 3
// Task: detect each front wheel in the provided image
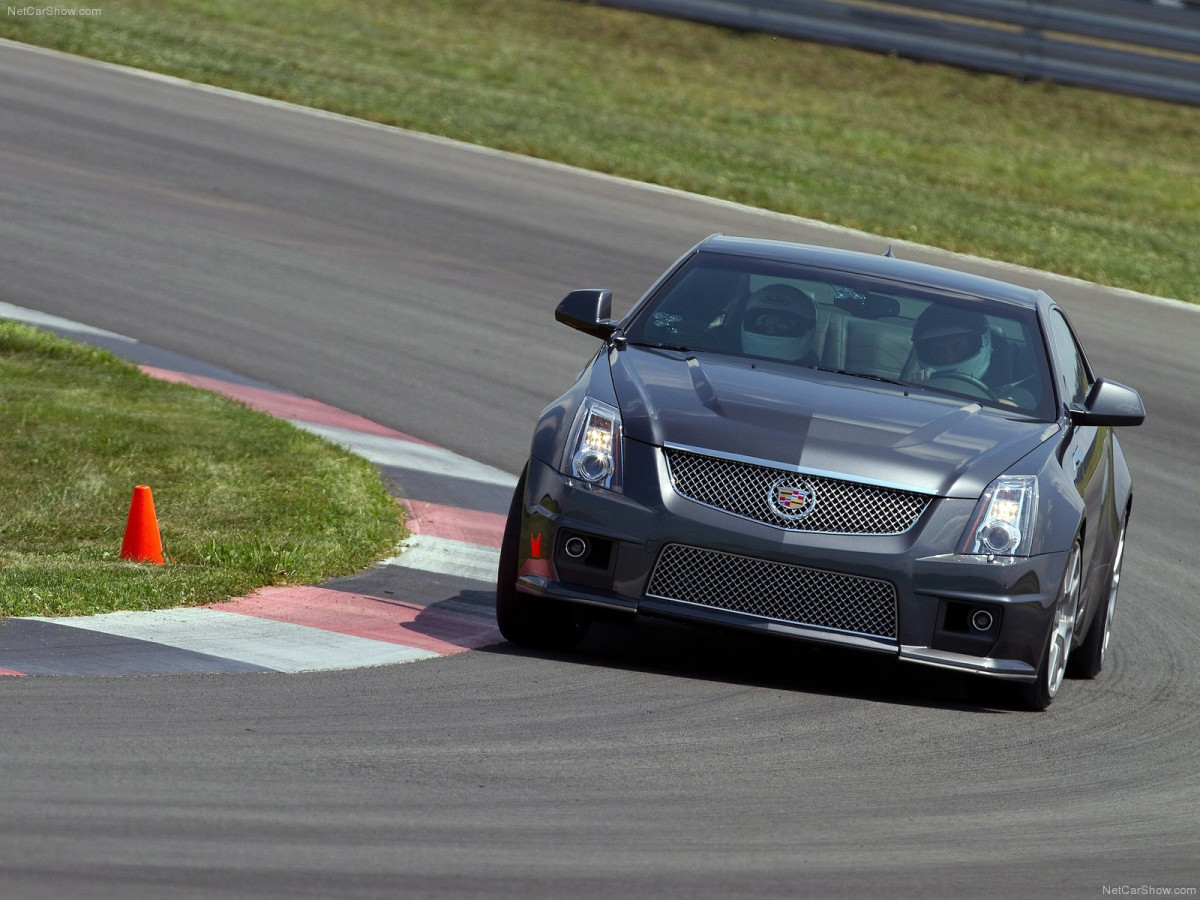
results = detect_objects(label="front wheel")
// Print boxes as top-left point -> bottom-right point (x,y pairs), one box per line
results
1011,538 -> 1083,711
494,466 -> 589,651
1069,515 -> 1127,679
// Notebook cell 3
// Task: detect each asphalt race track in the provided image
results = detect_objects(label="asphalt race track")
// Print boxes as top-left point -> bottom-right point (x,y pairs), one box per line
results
2,40 -> 1198,899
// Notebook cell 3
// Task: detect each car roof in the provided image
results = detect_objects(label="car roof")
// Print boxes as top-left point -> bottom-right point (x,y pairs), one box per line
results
696,235 -> 1045,308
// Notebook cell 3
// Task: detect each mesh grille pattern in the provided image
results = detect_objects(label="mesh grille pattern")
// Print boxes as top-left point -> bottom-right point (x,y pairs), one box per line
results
665,448 -> 929,534
647,544 -> 897,639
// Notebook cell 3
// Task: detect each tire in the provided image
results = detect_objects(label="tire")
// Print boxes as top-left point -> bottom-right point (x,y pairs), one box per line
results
1011,538 -> 1083,711
494,465 -> 589,651
1069,515 -> 1128,680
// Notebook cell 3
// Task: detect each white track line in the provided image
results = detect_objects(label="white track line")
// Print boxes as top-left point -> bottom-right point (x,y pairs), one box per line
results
382,535 -> 501,583
290,421 -> 518,488
0,301 -> 135,341
29,609 -> 438,672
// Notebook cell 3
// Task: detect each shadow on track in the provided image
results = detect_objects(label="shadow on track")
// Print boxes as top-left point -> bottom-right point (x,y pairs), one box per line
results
460,602 -> 1006,714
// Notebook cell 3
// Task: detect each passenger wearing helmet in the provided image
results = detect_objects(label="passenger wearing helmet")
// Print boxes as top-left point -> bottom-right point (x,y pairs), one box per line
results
740,284 -> 819,364
912,303 -> 1034,408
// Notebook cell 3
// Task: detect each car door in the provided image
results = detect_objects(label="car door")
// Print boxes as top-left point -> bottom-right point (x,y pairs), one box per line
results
1046,307 -> 1112,612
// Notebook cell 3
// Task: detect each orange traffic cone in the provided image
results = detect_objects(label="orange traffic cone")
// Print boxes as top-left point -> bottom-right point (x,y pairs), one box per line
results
120,485 -> 165,564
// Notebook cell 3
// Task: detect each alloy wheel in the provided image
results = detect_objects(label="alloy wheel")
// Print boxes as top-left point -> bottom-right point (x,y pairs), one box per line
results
1046,542 -> 1083,699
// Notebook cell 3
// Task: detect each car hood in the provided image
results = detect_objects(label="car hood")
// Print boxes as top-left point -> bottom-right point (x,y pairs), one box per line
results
610,347 -> 1056,498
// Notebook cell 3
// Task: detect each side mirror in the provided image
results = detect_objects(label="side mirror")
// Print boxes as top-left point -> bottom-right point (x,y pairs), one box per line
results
555,289 -> 618,340
1070,378 -> 1145,427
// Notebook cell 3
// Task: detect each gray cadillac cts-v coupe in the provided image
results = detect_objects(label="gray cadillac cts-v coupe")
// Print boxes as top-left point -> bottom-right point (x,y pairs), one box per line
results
495,235 -> 1144,709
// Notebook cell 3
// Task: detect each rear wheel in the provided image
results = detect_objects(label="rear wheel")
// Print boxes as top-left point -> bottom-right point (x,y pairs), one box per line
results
1069,515 -> 1127,679
494,466 -> 589,651
1009,538 -> 1082,711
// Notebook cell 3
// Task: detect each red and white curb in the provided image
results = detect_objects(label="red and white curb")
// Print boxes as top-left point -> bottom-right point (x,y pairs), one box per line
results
29,585 -> 503,672
1,302 -> 515,674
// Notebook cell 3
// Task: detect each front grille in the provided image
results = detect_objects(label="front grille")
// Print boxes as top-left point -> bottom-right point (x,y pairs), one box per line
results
646,544 -> 897,640
665,448 -> 929,535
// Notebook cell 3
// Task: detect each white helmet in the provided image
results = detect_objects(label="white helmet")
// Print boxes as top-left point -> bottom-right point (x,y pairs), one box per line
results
913,305 -> 992,380
740,284 -> 817,362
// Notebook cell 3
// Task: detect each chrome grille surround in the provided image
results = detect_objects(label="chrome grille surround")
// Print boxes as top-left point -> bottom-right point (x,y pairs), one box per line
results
646,544 -> 897,640
664,447 -> 930,535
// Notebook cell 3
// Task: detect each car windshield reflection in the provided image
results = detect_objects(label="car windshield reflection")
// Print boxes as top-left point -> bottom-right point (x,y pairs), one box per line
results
622,251 -> 1055,419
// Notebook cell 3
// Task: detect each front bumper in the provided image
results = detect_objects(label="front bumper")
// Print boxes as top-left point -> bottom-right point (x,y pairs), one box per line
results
515,445 -> 1067,682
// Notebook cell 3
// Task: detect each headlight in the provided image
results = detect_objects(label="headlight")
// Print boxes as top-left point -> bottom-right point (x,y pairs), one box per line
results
564,398 -> 622,490
960,475 -> 1038,557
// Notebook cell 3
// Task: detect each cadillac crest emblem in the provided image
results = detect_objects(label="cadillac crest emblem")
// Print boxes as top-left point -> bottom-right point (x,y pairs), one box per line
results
768,477 -> 818,520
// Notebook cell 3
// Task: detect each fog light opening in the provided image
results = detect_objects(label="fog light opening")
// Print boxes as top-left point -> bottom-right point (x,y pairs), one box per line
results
564,536 -> 589,560
970,609 -> 995,632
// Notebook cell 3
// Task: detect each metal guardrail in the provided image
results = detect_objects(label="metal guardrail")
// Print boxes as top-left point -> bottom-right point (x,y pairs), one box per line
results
591,0 -> 1200,106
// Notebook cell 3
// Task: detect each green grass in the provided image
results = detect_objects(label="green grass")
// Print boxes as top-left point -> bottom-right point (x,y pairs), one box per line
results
1,0 -> 1197,302
0,321 -> 405,617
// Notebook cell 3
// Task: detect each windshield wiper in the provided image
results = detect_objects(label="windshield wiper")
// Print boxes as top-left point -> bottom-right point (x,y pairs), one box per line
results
628,340 -> 694,353
810,365 -> 908,388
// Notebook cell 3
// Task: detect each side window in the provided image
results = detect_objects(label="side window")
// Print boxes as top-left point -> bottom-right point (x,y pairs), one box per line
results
1047,310 -> 1091,407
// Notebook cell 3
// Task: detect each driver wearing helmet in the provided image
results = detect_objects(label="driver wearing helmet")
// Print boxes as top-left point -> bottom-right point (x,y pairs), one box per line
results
912,305 -> 992,382
912,304 -> 1035,408
740,284 -> 819,364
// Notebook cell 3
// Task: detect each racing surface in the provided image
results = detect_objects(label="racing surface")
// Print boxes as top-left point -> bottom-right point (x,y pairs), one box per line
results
2,41 -> 1198,898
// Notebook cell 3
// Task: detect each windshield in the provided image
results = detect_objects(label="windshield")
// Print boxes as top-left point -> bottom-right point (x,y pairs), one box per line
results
623,251 -> 1055,419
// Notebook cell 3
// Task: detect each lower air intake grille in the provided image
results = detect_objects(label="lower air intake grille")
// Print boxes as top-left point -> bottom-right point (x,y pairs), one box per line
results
646,544 -> 897,640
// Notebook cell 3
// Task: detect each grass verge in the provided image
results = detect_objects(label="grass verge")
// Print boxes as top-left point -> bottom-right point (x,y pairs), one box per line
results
0,321 -> 405,617
0,0 -> 1197,302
